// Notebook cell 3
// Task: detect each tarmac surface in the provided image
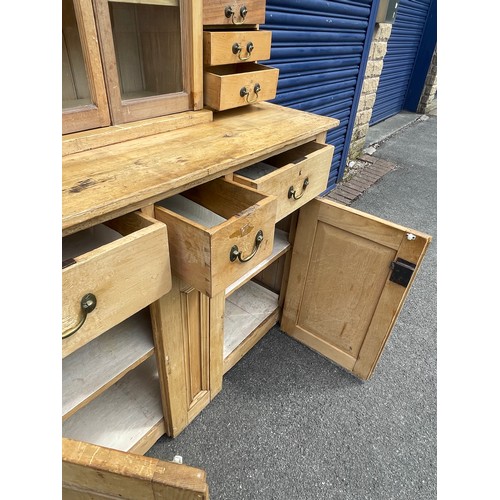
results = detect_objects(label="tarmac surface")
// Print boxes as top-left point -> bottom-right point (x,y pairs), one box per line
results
147,109 -> 437,500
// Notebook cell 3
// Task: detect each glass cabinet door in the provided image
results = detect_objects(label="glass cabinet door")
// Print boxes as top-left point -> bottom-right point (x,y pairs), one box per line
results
62,0 -> 111,134
93,0 -> 203,124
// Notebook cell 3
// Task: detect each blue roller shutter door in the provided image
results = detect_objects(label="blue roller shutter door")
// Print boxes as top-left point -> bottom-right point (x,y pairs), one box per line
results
262,0 -> 377,189
370,0 -> 432,124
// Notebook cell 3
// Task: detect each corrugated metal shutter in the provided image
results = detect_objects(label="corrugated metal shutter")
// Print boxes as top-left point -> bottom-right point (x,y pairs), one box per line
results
262,0 -> 377,190
370,0 -> 432,124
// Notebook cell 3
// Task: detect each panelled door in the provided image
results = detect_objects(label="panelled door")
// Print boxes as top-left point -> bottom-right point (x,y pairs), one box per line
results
62,438 -> 210,499
281,198 -> 431,380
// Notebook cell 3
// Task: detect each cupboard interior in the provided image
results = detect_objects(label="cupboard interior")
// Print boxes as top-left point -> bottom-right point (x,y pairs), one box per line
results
62,0 -> 92,109
62,308 -> 163,454
109,1 -> 183,100
61,205 -> 293,454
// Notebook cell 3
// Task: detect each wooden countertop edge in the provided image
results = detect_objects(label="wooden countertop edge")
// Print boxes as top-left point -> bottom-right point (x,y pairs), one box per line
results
62,103 -> 340,236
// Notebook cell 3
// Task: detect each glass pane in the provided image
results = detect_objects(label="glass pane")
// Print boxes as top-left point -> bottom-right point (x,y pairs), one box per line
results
109,2 -> 183,101
62,0 -> 92,109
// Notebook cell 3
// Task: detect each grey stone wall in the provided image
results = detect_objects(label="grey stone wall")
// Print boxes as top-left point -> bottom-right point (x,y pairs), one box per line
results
347,23 -> 392,165
417,49 -> 437,114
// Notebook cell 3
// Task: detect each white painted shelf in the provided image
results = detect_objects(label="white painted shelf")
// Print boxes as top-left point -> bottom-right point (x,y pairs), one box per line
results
62,308 -> 154,420
224,280 -> 279,360
62,356 -> 163,452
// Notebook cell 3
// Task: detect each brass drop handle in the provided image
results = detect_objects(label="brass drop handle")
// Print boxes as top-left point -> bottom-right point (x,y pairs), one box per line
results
225,5 -> 248,25
240,83 -> 261,104
288,178 -> 309,200
230,230 -> 264,263
232,41 -> 254,61
62,293 -> 97,339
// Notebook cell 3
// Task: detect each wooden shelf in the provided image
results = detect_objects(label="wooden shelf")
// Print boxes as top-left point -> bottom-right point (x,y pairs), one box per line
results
223,280 -> 279,373
62,308 -> 154,421
62,356 -> 163,453
225,228 -> 290,297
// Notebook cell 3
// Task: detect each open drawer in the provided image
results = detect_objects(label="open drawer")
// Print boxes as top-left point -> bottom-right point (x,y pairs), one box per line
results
232,141 -> 335,222
62,211 -> 171,358
154,178 -> 277,297
204,63 -> 279,111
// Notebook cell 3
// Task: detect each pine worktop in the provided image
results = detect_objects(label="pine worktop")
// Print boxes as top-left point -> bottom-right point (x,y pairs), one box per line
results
62,103 -> 339,236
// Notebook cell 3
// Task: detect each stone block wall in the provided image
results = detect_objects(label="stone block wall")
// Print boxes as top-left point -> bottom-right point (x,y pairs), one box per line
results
417,49 -> 437,113
347,23 -> 393,164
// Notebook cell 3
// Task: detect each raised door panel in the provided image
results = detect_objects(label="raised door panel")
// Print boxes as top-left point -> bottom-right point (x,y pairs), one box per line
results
150,275 -> 219,437
62,438 -> 209,499
281,198 -> 431,380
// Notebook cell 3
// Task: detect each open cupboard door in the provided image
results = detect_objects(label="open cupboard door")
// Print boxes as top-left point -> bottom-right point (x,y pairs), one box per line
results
281,198 -> 431,380
62,438 -> 209,499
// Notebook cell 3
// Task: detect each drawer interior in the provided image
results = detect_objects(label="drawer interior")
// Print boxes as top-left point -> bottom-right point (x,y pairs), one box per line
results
62,224 -> 122,263
235,141 -> 330,183
206,62 -> 273,77
160,177 -> 269,224
157,194 -> 226,228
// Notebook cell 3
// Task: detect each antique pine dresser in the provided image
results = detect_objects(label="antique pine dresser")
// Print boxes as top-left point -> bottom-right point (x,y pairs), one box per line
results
62,0 -> 431,497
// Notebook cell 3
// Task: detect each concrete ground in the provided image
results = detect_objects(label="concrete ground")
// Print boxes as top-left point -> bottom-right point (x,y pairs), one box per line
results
147,109 -> 437,500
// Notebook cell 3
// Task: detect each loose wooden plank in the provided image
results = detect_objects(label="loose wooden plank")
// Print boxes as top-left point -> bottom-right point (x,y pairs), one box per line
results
62,356 -> 163,452
62,438 -> 209,499
62,102 -> 339,235
62,308 -> 154,421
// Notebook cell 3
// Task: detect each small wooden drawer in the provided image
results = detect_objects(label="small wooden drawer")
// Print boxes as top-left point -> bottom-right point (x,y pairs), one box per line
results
203,30 -> 272,66
62,212 -> 171,358
154,178 -> 277,297
203,0 -> 266,26
232,141 -> 335,222
204,63 -> 279,111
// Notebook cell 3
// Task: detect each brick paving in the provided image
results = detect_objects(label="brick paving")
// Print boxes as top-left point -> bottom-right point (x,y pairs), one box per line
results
325,153 -> 396,205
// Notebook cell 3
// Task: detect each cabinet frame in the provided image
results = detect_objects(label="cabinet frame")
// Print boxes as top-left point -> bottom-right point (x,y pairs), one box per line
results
61,100 -> 431,495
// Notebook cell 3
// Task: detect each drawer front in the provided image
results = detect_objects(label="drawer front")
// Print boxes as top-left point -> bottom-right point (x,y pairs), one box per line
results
62,212 -> 171,358
204,63 -> 279,111
203,0 -> 266,26
232,142 -> 335,222
154,178 -> 277,297
203,30 -> 272,66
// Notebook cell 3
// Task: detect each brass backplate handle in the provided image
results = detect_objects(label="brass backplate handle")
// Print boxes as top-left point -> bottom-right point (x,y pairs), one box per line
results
232,41 -> 254,61
230,230 -> 264,262
288,177 -> 309,200
62,293 -> 97,339
240,83 -> 261,103
225,5 -> 248,25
